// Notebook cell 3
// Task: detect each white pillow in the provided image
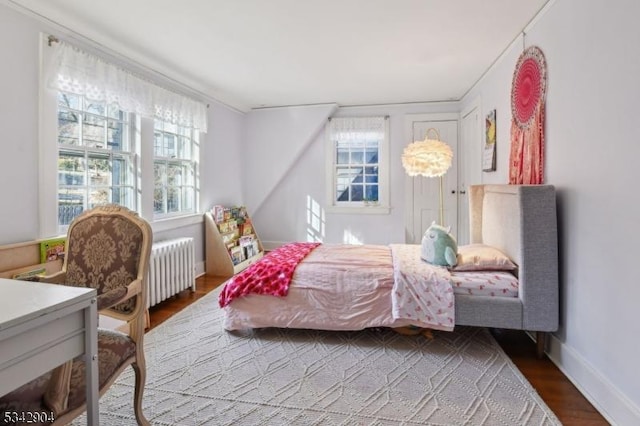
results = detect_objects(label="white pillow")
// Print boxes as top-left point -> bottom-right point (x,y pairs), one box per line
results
453,244 -> 517,271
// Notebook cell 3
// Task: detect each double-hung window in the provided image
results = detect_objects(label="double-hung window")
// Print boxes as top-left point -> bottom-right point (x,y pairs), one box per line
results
42,38 -> 208,236
56,93 -> 136,229
326,116 -> 389,213
153,120 -> 199,217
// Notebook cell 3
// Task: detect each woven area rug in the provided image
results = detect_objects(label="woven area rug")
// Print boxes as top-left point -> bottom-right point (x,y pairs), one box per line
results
76,288 -> 560,425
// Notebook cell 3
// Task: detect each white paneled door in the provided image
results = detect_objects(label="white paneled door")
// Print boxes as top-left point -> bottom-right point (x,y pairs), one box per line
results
404,114 -> 458,244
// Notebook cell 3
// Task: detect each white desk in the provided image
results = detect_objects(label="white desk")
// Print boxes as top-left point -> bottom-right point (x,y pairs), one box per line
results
0,278 -> 98,425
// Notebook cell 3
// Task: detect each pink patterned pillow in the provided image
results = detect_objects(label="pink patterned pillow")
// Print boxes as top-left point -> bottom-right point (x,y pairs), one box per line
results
453,244 -> 517,271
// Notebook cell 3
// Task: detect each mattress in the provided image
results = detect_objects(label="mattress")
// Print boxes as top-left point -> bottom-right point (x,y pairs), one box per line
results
451,271 -> 519,297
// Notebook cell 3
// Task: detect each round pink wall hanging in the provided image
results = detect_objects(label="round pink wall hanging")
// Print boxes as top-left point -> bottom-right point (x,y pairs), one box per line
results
509,46 -> 547,184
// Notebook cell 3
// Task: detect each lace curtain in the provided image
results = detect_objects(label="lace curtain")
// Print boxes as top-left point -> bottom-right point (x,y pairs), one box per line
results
47,41 -> 208,133
328,116 -> 386,141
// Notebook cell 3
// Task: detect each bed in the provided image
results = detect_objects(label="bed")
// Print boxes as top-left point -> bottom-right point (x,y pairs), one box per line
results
220,184 -> 559,355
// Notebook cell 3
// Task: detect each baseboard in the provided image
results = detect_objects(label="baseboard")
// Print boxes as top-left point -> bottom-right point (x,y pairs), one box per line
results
548,334 -> 640,426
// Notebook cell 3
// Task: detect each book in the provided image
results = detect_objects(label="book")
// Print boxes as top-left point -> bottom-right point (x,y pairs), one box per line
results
40,238 -> 66,263
239,235 -> 254,246
12,267 -> 47,280
211,205 -> 225,223
240,222 -> 253,236
230,246 -> 245,265
245,240 -> 259,259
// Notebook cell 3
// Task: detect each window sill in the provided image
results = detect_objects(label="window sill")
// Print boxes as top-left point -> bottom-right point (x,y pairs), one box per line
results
151,213 -> 203,233
325,205 -> 391,215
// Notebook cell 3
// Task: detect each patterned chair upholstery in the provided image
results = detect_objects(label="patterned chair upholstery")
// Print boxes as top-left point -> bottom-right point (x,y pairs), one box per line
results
0,205 -> 152,426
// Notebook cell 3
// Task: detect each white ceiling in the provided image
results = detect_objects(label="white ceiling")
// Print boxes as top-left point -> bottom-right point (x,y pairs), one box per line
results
8,0 -> 549,111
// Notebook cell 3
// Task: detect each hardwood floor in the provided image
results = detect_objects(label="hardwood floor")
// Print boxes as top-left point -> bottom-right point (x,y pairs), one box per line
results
147,274 -> 609,425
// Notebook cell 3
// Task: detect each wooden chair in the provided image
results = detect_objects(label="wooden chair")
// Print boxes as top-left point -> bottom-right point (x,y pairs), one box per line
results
0,204 -> 152,425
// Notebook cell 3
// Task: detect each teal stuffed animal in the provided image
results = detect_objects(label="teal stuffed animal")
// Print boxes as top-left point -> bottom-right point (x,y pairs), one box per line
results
421,222 -> 458,267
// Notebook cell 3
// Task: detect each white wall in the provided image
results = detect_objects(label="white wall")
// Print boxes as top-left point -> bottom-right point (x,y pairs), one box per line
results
245,102 -> 459,246
0,3 -> 245,272
201,102 -> 245,210
242,104 -> 338,215
461,0 -> 640,424
0,5 -> 42,244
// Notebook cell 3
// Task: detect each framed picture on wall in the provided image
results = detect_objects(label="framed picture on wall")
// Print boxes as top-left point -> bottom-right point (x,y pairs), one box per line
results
483,109 -> 497,172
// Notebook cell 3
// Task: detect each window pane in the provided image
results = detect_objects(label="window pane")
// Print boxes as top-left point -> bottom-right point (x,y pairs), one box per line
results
365,185 -> 378,201
350,167 -> 364,181
112,156 -> 130,186
154,131 -> 163,156
336,185 -> 349,202
350,150 -> 364,164
183,164 -> 195,186
336,148 -> 349,164
350,184 -> 364,201
58,111 -> 80,146
58,153 -> 86,186
58,93 -> 80,110
107,120 -> 125,151
167,163 -> 182,186
183,187 -> 194,211
336,167 -> 351,185
88,156 -> 110,186
154,188 -> 165,214
164,134 -> 176,157
365,175 -> 378,183
58,188 -> 84,226
85,100 -> 104,116
154,162 -> 166,185
179,136 -> 192,160
83,115 -> 105,148
112,186 -> 133,206
365,148 -> 378,164
167,187 -> 180,212
89,188 -> 110,208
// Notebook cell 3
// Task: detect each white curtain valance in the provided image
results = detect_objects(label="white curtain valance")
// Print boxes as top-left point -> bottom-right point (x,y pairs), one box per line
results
329,116 -> 386,142
48,41 -> 208,133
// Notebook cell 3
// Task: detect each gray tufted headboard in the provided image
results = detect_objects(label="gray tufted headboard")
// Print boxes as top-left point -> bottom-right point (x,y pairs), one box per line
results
456,184 -> 559,333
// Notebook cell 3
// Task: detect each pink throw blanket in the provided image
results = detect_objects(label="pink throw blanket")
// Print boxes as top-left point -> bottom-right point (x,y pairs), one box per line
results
218,242 -> 321,307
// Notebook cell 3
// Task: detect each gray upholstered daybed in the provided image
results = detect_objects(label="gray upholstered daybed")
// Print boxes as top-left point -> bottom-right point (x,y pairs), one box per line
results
221,184 -> 559,357
456,184 -> 559,355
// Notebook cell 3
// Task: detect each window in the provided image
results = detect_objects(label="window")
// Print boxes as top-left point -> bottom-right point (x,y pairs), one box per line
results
326,116 -> 389,213
41,38 -> 208,237
153,120 -> 199,217
56,92 -> 136,228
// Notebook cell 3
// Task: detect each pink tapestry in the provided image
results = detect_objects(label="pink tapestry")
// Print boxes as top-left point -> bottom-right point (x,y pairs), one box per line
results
509,46 -> 547,184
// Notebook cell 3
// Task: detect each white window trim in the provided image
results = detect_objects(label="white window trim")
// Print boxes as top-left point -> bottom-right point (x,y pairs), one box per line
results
39,34 -> 63,238
324,116 -> 390,215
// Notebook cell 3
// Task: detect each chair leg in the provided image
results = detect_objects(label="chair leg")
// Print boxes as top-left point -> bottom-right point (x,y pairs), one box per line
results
536,331 -> 546,359
132,354 -> 150,426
